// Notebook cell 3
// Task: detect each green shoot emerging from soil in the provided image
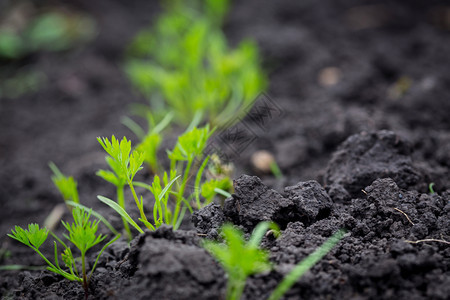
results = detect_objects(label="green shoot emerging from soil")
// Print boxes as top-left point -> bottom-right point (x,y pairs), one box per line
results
8,207 -> 120,299
203,222 -> 280,300
204,223 -> 345,300
97,126 -> 232,234
96,135 -> 145,239
428,182 -> 435,194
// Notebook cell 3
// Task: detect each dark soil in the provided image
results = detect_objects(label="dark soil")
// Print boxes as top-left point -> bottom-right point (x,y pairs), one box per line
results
1,0 -> 449,299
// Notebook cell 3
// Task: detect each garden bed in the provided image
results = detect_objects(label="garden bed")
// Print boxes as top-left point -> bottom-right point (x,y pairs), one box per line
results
1,0 -> 449,299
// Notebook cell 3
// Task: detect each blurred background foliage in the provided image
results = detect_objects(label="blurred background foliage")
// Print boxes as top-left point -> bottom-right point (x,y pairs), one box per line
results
0,1 -> 97,98
124,0 -> 267,128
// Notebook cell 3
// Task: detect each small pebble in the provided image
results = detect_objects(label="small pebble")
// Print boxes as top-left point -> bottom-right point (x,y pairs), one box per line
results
318,67 -> 341,87
251,150 -> 275,173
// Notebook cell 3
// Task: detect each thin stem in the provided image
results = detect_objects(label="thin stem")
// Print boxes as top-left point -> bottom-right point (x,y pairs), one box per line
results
89,234 -> 121,281
117,185 -> 132,240
173,158 -> 193,226
81,251 -> 88,299
227,277 -> 246,300
128,179 -> 149,224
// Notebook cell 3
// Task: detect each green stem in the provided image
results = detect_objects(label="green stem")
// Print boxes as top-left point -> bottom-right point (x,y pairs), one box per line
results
173,158 -> 193,226
227,277 -> 246,300
35,248 -> 59,272
128,179 -> 150,225
117,185 -> 132,240
89,234 -> 121,281
81,251 -> 88,299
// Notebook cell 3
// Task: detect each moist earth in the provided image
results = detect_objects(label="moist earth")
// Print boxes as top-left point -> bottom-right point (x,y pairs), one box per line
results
1,0 -> 450,299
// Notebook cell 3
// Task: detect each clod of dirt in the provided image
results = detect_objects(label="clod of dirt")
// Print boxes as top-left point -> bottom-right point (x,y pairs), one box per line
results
325,130 -> 424,201
191,204 -> 225,239
284,180 -> 333,226
223,175 -> 294,230
350,178 -> 449,241
251,150 -> 276,174
118,226 -> 224,300
196,175 -> 334,233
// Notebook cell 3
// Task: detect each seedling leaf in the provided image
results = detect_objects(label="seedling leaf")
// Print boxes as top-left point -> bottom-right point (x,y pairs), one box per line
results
97,195 -> 144,234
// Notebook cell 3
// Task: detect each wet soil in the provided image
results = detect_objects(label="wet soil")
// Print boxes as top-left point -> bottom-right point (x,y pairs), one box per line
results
1,0 -> 449,299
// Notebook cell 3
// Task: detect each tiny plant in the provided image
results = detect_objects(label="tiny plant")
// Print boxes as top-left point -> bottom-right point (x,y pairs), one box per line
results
428,182 -> 435,194
97,126 -> 232,234
8,207 -> 120,299
204,223 -> 345,300
203,222 -> 280,300
96,135 -> 180,232
96,136 -> 145,239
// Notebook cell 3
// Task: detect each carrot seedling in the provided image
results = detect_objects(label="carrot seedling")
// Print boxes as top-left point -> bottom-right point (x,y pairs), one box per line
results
203,222 -> 280,300
97,126 -> 232,233
204,223 -> 345,300
8,207 -> 120,300
96,136 -> 146,238
167,125 -> 215,221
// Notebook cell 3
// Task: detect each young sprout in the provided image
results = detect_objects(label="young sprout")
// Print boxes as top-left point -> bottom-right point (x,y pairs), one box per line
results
8,207 -> 120,300
49,162 -> 80,205
429,182 -> 435,194
97,135 -> 184,232
97,127 -> 232,232
204,223 -> 345,300
96,135 -> 145,239
203,222 -> 280,300
167,125 -> 215,224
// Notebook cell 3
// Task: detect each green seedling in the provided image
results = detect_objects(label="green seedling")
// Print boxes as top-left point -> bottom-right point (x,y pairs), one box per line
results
8,207 -> 120,299
98,126 -> 230,233
97,135 -> 184,232
204,223 -> 345,300
49,162 -> 80,205
203,222 -> 280,300
125,0 -> 266,129
429,182 -> 435,194
96,136 -> 145,239
270,161 -> 283,180
167,125 -> 216,216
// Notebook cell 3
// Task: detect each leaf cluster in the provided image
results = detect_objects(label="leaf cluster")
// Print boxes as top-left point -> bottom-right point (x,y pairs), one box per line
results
8,208 -> 120,297
203,223 -> 345,300
97,135 -> 145,185
203,222 -> 279,300
97,126 -> 230,234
